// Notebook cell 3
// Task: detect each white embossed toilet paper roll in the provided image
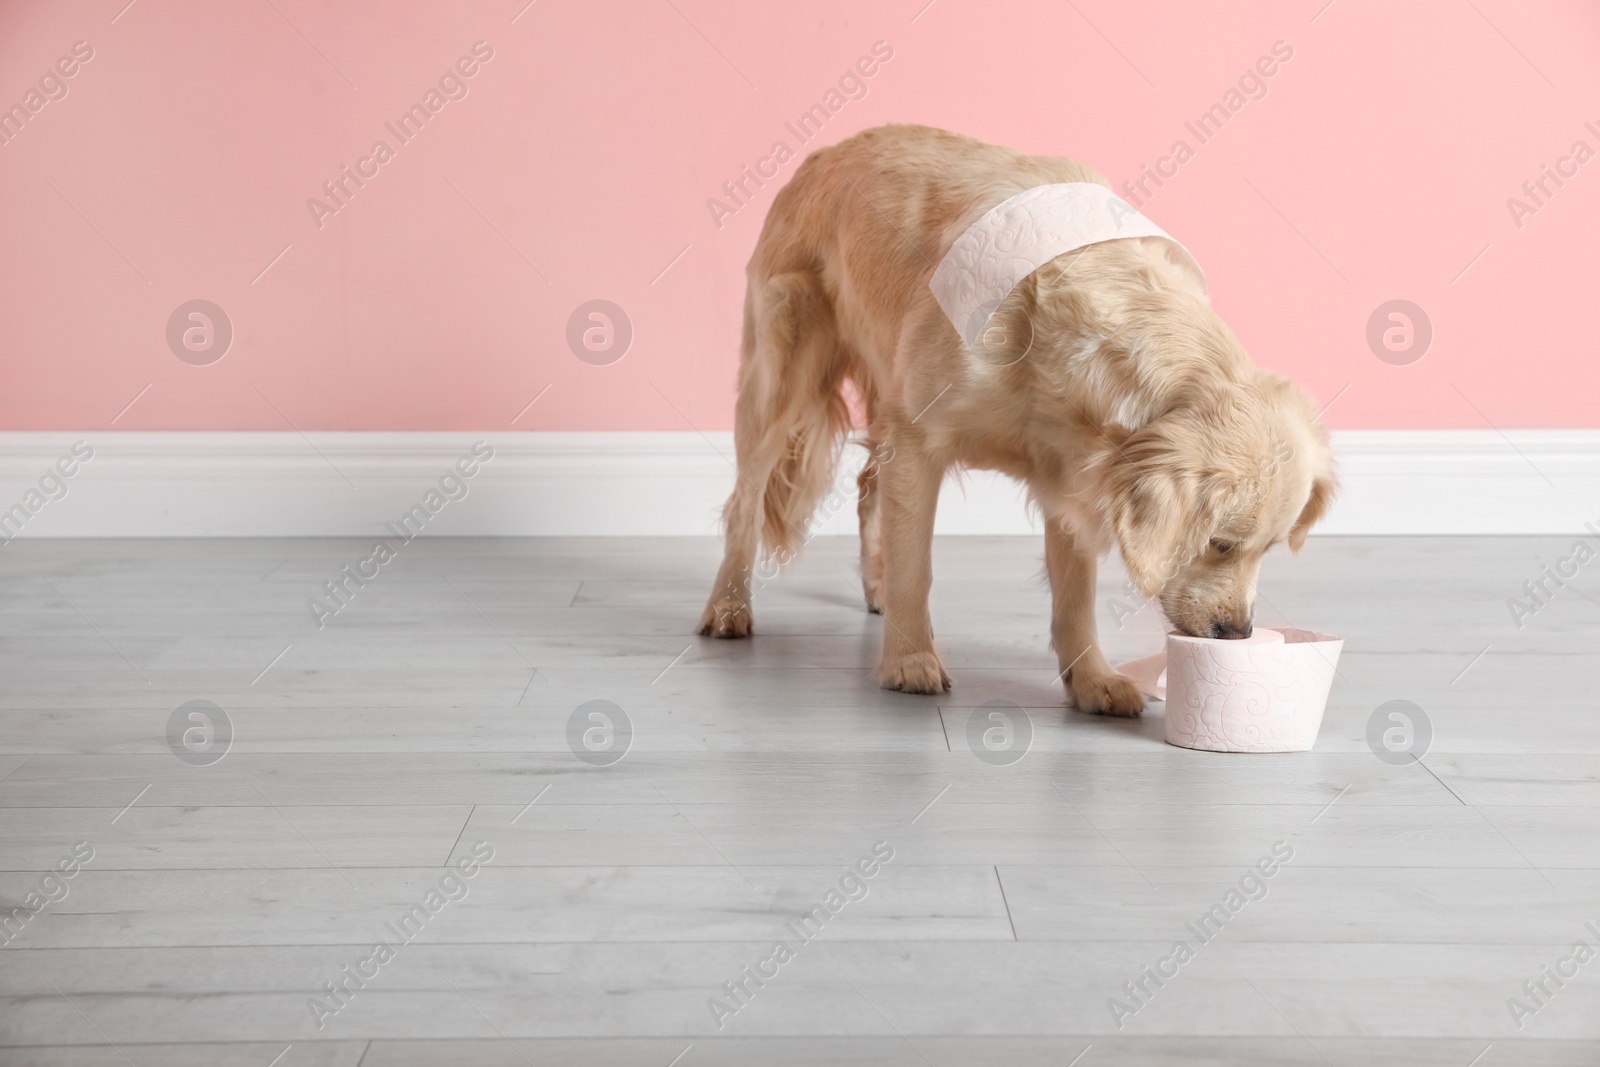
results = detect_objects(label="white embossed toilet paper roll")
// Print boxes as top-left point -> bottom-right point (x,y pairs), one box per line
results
1164,627 -> 1344,753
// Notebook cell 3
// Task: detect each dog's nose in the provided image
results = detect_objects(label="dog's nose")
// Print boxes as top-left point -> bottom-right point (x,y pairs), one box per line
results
1208,619 -> 1253,640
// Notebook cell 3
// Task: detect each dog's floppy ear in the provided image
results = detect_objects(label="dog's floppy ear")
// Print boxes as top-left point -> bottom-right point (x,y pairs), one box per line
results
1288,472 -> 1336,553
1104,424 -> 1231,598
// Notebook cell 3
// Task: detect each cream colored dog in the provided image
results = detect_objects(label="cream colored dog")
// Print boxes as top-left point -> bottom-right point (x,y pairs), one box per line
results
698,124 -> 1335,716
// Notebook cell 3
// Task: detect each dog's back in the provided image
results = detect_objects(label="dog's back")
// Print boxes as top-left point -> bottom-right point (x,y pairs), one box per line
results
728,126 -> 1111,556
752,125 -> 1104,344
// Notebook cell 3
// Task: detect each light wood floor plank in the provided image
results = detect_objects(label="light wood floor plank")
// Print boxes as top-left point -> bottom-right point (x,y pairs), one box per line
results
2,942 -> 1598,1041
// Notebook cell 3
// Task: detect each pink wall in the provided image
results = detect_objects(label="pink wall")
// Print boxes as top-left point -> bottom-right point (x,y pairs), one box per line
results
1,0 -> 1596,432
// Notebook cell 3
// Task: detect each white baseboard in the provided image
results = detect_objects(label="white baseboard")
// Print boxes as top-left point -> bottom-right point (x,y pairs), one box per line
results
1,430 -> 1597,539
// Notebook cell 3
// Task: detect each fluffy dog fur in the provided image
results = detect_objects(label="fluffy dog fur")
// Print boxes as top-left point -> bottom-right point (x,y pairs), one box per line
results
698,124 -> 1335,715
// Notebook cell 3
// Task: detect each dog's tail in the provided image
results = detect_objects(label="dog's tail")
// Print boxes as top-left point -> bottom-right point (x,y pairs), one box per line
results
736,270 -> 854,560
760,376 -> 852,560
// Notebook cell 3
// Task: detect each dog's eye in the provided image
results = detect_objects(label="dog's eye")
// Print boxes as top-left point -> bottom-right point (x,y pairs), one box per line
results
1210,540 -> 1234,555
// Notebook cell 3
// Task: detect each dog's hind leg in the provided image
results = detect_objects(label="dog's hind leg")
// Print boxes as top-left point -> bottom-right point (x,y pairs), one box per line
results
699,272 -> 848,638
856,448 -> 883,613
854,383 -> 887,613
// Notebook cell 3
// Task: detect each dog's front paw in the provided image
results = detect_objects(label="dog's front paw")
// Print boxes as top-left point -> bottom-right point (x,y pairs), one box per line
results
1070,671 -> 1145,717
698,597 -> 752,639
879,650 -> 951,694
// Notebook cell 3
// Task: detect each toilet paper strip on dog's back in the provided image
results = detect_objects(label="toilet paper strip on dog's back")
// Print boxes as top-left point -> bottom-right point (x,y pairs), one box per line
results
929,182 -> 1204,351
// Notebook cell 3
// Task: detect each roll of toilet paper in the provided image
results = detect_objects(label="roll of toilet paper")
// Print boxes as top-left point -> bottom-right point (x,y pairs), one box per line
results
1164,628 -> 1343,753
1114,628 -> 1344,753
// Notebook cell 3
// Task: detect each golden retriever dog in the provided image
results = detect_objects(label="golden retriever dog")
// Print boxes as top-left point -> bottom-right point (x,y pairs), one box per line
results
698,124 -> 1335,715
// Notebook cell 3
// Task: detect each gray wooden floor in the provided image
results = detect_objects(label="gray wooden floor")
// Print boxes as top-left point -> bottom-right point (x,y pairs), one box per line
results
1,535 -> 1598,1066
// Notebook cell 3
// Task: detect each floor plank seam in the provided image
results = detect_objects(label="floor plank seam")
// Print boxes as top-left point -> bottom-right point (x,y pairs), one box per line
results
994,864 -> 1018,941
443,804 -> 477,867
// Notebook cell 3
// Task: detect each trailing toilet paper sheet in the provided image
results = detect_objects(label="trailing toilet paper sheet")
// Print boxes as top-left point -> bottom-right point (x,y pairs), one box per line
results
929,182 -> 1205,350
1116,628 -> 1345,753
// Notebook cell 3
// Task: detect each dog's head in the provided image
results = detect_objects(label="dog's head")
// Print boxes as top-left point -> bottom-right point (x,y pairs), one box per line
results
1103,377 -> 1335,639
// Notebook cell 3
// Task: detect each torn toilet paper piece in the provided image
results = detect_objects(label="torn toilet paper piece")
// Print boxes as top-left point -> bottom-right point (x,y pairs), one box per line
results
929,181 -> 1205,351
